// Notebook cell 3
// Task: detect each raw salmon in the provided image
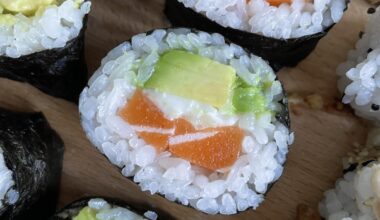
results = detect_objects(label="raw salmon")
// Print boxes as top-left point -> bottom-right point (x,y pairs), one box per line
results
119,90 -> 244,170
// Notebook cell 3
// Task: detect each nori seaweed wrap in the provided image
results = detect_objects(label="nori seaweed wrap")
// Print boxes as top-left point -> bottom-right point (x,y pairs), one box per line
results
51,197 -> 173,220
0,108 -> 64,220
0,0 -> 92,102
164,0 -> 348,70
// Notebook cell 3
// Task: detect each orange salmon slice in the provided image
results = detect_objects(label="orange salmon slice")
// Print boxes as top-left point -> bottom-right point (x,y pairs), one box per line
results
247,0 -> 293,7
119,90 -> 244,170
119,90 -> 173,129
119,90 -> 174,152
169,127 -> 244,170
266,0 -> 292,6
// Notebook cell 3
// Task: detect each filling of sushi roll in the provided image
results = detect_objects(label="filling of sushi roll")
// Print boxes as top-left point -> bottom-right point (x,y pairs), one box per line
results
337,7 -> 380,124
0,148 -> 18,208
0,0 -> 91,58
80,28 -> 293,214
71,198 -> 156,220
177,0 -> 346,39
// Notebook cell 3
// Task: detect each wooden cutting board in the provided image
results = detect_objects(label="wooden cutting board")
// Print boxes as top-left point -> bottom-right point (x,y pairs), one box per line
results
0,0 -> 373,219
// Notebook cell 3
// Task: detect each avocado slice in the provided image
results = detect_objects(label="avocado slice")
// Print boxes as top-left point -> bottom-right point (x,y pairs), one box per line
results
230,78 -> 267,114
0,0 -> 57,16
0,13 -> 14,25
233,87 -> 266,114
73,207 -> 97,220
144,50 -> 236,109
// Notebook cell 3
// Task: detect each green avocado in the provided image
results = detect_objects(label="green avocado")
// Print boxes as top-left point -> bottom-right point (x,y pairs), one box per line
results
233,87 -> 266,114
0,13 -> 14,25
144,50 -> 237,109
0,0 -> 57,16
73,207 -> 97,220
231,78 -> 267,114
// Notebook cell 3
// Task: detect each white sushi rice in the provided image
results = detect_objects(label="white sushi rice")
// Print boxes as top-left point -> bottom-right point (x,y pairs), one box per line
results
337,7 -> 380,124
319,129 -> 380,220
0,148 -> 18,209
79,28 -> 294,214
0,0 -> 91,58
178,0 -> 346,39
86,198 -> 157,220
319,163 -> 380,220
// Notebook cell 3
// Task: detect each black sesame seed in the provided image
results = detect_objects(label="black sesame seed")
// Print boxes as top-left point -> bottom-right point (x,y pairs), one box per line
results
359,31 -> 364,39
362,160 -> 376,167
367,48 -> 373,53
371,104 -> 380,111
368,7 -> 376,14
343,163 -> 358,174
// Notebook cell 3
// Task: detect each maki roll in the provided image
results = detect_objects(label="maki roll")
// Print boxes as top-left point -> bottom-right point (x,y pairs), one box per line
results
79,28 -> 293,214
319,129 -> 380,220
0,108 -> 64,219
337,6 -> 380,124
165,0 -> 347,70
0,0 -> 91,102
51,197 -> 163,220
320,162 -> 380,220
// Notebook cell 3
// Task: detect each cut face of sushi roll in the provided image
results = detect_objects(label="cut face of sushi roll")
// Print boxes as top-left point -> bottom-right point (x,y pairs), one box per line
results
0,0 -> 90,57
0,0 -> 91,102
79,28 -> 294,215
0,108 -> 64,219
165,0 -> 348,70
51,198 -> 160,220
337,7 -> 380,125
176,0 -> 346,39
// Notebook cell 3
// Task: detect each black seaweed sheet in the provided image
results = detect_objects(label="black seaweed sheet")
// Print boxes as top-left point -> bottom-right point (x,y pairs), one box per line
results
0,16 -> 88,103
164,0 -> 348,71
50,197 -> 174,220
0,108 -> 64,220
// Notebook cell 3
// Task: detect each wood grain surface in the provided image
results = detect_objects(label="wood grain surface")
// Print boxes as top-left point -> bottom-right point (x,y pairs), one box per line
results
0,0 -> 374,219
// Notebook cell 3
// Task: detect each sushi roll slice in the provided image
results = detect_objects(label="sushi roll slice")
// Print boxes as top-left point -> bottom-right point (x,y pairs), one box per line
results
51,197 -> 165,220
0,108 -> 64,219
337,6 -> 380,125
165,0 -> 348,70
79,28 -> 294,214
320,162 -> 380,220
0,0 -> 91,102
319,129 -> 380,220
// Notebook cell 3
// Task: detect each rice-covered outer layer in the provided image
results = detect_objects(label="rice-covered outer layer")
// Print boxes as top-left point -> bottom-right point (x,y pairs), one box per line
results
0,0 -> 91,58
337,7 -> 380,124
320,163 -> 380,220
79,28 -> 293,215
319,129 -> 380,220
178,0 -> 346,39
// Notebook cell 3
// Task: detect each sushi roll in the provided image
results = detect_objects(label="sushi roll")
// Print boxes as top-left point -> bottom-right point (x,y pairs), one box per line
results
51,197 -> 165,220
0,0 -> 92,102
319,129 -> 380,220
337,6 -> 380,125
320,162 -> 380,220
79,28 -> 293,214
0,108 -> 64,219
165,0 -> 348,70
